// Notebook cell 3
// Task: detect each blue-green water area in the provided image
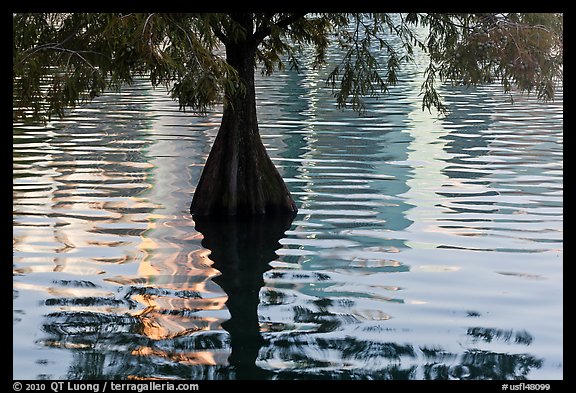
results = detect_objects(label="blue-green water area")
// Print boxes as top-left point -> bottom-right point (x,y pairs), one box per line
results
13,58 -> 562,380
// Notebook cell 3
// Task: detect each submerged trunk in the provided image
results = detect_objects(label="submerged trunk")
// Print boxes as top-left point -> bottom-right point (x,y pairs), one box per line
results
190,23 -> 298,217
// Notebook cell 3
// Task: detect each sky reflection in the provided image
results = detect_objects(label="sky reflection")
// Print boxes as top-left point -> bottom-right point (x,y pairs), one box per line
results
13,58 -> 562,379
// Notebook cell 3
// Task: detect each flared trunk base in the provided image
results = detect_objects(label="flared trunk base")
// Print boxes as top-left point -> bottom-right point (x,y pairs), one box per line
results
190,23 -> 297,218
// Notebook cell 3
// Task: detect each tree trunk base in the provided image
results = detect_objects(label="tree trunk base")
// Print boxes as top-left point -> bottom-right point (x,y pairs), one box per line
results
190,33 -> 298,218
189,118 -> 298,217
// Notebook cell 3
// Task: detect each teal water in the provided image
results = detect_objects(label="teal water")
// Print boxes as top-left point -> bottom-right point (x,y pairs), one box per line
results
13,59 -> 563,379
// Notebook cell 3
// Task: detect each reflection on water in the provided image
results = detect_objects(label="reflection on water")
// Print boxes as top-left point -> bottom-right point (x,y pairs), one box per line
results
194,213 -> 296,379
14,54 -> 562,379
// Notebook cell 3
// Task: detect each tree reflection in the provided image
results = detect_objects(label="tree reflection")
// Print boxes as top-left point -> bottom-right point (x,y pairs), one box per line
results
38,269 -> 544,379
193,212 -> 296,379
28,77 -> 550,380
37,214 -> 545,380
261,329 -> 542,380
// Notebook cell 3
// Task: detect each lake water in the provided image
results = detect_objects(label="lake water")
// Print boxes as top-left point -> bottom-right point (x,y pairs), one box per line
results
13,56 -> 563,380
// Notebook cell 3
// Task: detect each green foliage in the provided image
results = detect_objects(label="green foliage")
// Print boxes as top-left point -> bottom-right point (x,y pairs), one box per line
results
419,13 -> 563,109
13,13 -> 563,123
13,13 -> 236,121
326,13 -> 424,112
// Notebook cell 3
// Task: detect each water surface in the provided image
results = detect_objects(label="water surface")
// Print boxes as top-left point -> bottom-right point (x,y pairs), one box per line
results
13,60 -> 563,380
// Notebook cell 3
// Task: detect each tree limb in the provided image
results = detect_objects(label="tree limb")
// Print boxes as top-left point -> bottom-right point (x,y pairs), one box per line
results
209,18 -> 228,45
253,13 -> 307,45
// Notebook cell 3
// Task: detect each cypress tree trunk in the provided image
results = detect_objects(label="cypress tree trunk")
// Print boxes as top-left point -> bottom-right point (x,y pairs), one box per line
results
190,19 -> 298,217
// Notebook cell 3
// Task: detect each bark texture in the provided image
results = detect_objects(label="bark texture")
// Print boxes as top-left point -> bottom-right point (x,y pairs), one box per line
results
190,16 -> 298,217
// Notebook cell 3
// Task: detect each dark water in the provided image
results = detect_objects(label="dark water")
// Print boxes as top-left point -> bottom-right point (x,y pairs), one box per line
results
13,56 -> 563,380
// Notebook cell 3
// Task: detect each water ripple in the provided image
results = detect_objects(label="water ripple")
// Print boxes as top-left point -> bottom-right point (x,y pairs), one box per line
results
14,64 -> 562,379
